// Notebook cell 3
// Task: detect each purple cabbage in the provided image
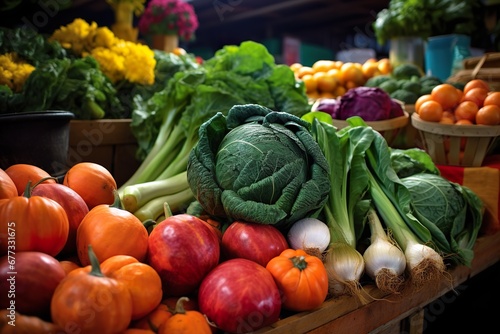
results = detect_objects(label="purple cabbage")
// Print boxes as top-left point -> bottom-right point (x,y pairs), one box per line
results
336,87 -> 392,121
312,98 -> 340,119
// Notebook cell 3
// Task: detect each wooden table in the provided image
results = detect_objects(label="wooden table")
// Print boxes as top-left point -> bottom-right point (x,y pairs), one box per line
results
256,231 -> 500,334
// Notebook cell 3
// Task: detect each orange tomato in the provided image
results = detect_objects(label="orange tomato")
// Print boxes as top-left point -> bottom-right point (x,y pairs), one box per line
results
314,71 -> 338,93
462,87 -> 489,108
418,100 -> 443,122
454,101 -> 479,123
289,63 -> 302,73
476,105 -> 500,125
440,111 -> 456,124
340,62 -> 365,86
463,79 -> 490,94
296,66 -> 314,79
415,94 -> 433,114
484,91 -> 500,107
431,84 -> 461,111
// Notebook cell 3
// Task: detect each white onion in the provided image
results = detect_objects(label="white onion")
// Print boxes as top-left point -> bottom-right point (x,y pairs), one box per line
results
287,218 -> 330,254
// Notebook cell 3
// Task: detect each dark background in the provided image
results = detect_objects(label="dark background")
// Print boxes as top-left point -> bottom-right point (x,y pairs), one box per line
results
1,0 -> 498,63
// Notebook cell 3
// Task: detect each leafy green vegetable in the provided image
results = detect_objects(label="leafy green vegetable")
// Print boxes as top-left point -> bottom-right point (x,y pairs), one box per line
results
390,147 -> 440,178
121,41 -> 310,190
400,173 -> 483,266
187,104 -> 331,229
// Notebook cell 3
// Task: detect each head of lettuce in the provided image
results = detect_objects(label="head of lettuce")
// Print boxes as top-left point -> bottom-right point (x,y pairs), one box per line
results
187,104 -> 331,230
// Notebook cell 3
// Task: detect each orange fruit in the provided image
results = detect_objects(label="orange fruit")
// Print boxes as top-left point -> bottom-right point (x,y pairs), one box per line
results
455,119 -> 473,125
333,60 -> 344,69
454,101 -> 479,123
296,66 -> 314,79
476,105 -> 500,125
333,85 -> 347,97
462,87 -> 489,108
289,63 -> 303,73
314,71 -> 338,93
301,74 -> 317,93
415,94 -> 433,114
327,68 -> 344,86
441,111 -> 456,124
361,61 -> 381,79
431,84 -> 461,111
484,91 -> 500,107
340,62 -> 365,86
463,79 -> 490,94
377,58 -> 392,75
312,60 -> 335,73
418,100 -> 443,122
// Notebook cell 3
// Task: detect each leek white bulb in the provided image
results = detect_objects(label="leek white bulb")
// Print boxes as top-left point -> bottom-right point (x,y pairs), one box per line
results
287,218 -> 330,256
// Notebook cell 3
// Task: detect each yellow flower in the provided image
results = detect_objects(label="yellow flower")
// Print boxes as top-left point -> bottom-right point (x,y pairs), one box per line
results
51,18 -> 156,86
0,53 -> 35,92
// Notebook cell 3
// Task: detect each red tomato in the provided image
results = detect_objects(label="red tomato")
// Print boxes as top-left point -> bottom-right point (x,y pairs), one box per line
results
198,258 -> 281,333
147,214 -> 220,297
221,221 -> 289,267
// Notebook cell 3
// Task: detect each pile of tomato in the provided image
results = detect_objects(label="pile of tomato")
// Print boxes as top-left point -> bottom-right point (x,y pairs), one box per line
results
415,79 -> 500,125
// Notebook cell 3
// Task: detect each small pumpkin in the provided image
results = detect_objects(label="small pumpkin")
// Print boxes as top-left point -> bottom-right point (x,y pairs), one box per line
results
131,303 -> 172,331
101,255 -> 163,320
63,162 -> 117,209
51,245 -> 133,334
0,168 -> 17,199
157,297 -> 212,334
266,248 -> 329,312
59,260 -> 81,275
4,164 -> 55,196
76,195 -> 149,266
0,182 -> 69,256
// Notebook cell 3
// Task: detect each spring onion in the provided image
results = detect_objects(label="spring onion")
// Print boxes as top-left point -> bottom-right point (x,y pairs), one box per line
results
363,207 -> 407,293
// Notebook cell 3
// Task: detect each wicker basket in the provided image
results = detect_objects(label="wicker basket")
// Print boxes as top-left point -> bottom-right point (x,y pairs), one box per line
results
411,113 -> 500,166
447,53 -> 500,91
332,112 -> 409,146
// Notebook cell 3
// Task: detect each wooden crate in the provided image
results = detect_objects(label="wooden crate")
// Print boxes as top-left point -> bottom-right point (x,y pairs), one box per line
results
68,119 -> 141,187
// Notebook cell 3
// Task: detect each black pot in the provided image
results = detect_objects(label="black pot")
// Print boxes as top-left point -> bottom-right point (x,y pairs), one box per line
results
0,111 -> 75,177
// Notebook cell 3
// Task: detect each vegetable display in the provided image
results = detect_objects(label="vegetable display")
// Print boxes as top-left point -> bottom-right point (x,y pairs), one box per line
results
118,41 -> 311,222
187,104 -> 331,229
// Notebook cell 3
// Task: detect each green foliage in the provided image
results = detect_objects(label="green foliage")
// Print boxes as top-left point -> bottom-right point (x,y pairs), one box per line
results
390,89 -> 419,104
379,79 -> 399,94
373,0 -> 483,45
365,75 -> 392,88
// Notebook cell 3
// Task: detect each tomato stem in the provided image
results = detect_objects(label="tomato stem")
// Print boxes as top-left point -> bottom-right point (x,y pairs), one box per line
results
291,255 -> 308,271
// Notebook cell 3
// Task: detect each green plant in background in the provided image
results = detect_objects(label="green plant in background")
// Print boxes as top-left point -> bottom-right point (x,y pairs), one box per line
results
373,0 -> 484,46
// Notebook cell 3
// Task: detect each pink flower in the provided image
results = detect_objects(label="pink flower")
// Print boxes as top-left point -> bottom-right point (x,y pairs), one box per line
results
138,0 -> 198,41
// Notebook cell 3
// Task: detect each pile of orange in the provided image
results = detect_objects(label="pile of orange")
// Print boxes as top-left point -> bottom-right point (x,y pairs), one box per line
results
290,58 -> 392,100
415,79 -> 500,125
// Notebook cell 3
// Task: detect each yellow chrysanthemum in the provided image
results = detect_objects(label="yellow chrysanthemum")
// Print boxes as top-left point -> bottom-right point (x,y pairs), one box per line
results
51,18 -> 156,85
0,53 -> 35,92
90,47 -> 125,83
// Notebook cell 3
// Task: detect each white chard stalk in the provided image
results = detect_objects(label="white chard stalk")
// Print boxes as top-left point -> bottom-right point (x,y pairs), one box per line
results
363,208 -> 407,294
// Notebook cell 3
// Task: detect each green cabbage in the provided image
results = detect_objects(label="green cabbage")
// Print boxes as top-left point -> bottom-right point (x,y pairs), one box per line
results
187,104 -> 331,230
400,173 -> 483,266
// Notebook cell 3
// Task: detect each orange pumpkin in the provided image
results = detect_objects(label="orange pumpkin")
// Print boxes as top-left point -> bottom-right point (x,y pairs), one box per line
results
76,197 -> 149,266
63,162 -> 117,209
132,303 -> 172,331
0,183 -> 69,256
4,164 -> 55,196
119,329 -> 156,334
0,168 -> 17,199
157,297 -> 212,334
51,245 -> 133,334
101,255 -> 163,320
266,248 -> 329,312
